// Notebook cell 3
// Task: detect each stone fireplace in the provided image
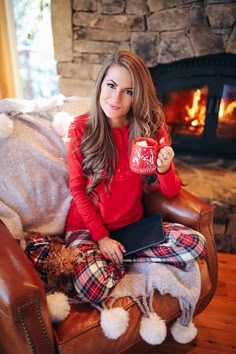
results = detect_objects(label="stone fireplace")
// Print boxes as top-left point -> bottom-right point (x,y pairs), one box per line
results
51,0 -> 236,97
51,0 -> 236,253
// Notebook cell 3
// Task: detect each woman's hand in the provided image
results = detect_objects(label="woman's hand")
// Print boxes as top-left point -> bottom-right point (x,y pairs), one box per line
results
156,137 -> 175,174
98,236 -> 126,264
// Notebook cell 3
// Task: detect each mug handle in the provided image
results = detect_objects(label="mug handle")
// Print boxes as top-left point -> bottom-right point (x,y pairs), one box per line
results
156,142 -> 169,153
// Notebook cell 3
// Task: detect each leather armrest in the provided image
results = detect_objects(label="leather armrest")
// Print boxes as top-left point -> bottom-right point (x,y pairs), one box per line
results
143,184 -> 212,229
142,185 -> 218,313
0,221 -> 56,354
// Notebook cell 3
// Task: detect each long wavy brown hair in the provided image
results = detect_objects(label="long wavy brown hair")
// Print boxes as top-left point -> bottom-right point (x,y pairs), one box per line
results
80,51 -> 166,196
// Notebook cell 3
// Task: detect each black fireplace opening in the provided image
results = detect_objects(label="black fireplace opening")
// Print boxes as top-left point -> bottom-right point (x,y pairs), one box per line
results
150,53 -> 236,158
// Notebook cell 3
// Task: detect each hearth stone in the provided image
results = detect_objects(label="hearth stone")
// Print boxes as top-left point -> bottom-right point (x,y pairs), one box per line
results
174,155 -> 236,254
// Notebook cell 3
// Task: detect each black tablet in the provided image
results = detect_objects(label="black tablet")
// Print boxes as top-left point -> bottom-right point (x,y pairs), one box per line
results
111,213 -> 165,256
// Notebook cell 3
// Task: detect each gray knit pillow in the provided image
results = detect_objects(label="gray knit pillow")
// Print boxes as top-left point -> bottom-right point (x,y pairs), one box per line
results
0,98 -> 73,241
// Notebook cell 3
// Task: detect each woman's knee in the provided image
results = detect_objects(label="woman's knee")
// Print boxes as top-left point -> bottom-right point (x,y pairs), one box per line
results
72,256 -> 125,303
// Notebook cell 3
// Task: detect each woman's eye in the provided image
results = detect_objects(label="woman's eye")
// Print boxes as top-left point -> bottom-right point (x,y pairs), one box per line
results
107,82 -> 115,89
125,89 -> 133,96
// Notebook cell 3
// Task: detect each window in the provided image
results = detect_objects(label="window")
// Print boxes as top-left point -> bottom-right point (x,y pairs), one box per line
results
12,0 -> 58,99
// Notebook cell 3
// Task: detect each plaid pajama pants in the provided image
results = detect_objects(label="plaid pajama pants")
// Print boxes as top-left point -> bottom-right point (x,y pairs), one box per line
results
25,222 -> 207,304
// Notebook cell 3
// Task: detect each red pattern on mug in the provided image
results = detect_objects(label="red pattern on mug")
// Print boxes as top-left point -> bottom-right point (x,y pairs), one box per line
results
130,138 -> 168,175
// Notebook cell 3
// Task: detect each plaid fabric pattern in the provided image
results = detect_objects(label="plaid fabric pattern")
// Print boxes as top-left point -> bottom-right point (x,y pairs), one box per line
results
124,222 -> 208,268
25,235 -> 52,288
65,230 -> 126,303
25,222 -> 208,303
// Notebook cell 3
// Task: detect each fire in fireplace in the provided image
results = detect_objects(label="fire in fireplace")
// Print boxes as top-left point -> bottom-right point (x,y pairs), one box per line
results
150,53 -> 236,158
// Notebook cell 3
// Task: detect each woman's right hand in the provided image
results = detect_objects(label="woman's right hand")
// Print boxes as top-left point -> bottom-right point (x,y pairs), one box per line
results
98,236 -> 126,264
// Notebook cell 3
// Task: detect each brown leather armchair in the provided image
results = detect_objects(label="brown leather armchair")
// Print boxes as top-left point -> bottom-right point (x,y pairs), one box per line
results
0,186 -> 218,354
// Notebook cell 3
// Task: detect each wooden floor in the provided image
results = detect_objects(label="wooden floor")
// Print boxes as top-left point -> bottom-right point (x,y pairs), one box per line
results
151,252 -> 236,354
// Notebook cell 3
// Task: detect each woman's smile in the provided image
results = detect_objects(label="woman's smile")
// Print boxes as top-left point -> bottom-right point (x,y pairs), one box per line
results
107,102 -> 120,110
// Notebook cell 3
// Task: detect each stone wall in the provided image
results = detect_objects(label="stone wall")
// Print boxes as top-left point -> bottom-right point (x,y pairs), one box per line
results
51,0 -> 236,96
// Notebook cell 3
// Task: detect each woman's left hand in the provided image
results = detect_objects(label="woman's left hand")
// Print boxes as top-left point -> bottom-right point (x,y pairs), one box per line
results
98,236 -> 126,264
156,137 -> 175,174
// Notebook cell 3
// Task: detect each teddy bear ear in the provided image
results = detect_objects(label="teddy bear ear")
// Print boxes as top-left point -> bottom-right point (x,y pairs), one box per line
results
0,113 -> 14,138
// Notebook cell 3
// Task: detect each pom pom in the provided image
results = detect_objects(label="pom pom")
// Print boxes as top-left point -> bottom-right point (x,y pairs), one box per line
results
47,292 -> 71,323
171,319 -> 198,344
52,111 -> 72,137
140,312 -> 166,345
0,113 -> 14,138
100,308 -> 129,339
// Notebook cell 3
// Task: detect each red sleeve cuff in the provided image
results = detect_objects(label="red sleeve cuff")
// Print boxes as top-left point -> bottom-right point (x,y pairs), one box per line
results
90,226 -> 110,241
156,162 -> 181,198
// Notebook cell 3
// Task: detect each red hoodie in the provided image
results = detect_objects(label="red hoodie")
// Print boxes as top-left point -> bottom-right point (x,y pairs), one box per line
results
65,114 -> 181,241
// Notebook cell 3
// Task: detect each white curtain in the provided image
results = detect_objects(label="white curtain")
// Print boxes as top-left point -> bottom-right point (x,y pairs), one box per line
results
0,0 -> 21,98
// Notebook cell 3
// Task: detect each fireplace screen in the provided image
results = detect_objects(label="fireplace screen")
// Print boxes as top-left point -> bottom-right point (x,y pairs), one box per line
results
163,86 -> 208,137
150,53 -> 236,157
217,84 -> 236,140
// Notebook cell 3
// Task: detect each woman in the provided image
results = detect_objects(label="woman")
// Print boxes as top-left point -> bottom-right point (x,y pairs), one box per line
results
63,51 -> 207,303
